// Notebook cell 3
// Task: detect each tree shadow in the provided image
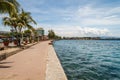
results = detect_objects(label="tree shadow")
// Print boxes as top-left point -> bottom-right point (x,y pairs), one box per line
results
0,61 -> 13,68
0,65 -> 11,68
0,62 -> 13,64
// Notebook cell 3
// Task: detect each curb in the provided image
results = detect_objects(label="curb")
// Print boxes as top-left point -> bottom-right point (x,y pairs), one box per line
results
46,45 -> 68,80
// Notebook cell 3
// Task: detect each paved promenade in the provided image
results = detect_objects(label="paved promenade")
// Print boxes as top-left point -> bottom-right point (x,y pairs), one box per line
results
0,41 -> 49,80
0,41 -> 67,80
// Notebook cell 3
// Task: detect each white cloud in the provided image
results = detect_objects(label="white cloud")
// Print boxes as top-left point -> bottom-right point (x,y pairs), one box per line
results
1,0 -> 120,37
76,6 -> 120,25
37,24 -> 111,37
54,26 -> 110,37
25,2 -> 120,26
78,6 -> 99,17
77,6 -> 120,18
81,18 -> 120,25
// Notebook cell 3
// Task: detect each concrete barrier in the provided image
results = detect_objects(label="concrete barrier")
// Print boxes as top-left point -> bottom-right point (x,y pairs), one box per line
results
0,53 -> 6,61
46,45 -> 68,80
0,42 -> 37,61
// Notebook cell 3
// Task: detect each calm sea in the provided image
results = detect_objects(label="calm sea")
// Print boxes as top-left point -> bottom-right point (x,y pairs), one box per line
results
53,40 -> 120,80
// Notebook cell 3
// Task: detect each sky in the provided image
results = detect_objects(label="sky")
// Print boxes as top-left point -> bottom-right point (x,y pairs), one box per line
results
0,0 -> 120,37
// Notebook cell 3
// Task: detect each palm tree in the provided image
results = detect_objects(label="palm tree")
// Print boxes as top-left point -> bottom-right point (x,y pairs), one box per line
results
0,0 -> 20,16
7,0 -> 20,11
2,9 -> 36,33
3,16 -> 18,32
19,9 -> 36,26
23,29 -> 33,43
18,9 -> 36,44
2,16 -> 21,46
2,9 -> 36,46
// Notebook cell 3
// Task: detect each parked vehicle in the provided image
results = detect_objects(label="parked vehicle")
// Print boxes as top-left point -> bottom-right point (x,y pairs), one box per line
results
0,39 -> 5,50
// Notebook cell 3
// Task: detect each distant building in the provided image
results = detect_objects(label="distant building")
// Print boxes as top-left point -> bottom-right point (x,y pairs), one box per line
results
36,28 -> 44,36
36,28 -> 44,40
0,35 -> 7,38
0,31 -> 9,35
0,31 -> 10,38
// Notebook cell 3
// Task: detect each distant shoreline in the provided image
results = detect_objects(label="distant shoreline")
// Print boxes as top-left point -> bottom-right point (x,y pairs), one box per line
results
59,37 -> 120,40
60,39 -> 120,40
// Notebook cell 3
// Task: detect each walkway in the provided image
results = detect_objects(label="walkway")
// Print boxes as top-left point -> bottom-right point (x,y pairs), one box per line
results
0,41 -> 49,80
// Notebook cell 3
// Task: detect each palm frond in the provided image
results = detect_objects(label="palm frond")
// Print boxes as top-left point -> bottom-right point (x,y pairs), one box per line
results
26,24 -> 35,32
0,1 -> 16,15
7,0 -> 20,12
21,9 -> 37,24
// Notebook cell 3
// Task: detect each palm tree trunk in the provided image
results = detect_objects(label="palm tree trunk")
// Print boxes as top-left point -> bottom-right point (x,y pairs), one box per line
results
14,26 -> 21,46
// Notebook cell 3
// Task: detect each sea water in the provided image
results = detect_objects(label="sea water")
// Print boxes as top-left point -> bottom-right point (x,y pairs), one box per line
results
53,40 -> 120,80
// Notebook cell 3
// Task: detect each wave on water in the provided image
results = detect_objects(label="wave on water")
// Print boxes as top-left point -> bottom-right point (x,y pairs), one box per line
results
53,40 -> 120,80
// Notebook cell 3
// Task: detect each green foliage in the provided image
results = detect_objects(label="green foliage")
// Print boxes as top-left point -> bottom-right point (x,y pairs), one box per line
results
0,0 -> 37,46
55,35 -> 62,39
24,30 -> 31,37
9,31 -> 17,37
0,0 -> 20,16
48,30 -> 61,39
48,30 -> 56,39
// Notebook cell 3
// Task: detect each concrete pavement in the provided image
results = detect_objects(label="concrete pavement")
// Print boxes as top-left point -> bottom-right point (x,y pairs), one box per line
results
0,41 -> 67,80
0,41 -> 49,80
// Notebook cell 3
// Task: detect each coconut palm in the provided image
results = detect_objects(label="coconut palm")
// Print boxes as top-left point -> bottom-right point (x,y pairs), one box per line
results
0,0 -> 20,16
3,9 -> 36,32
3,16 -> 18,32
19,10 -> 37,44
3,9 -> 36,46
23,29 -> 33,43
19,9 -> 36,26
7,0 -> 20,11
19,9 -> 36,41
2,16 -> 21,46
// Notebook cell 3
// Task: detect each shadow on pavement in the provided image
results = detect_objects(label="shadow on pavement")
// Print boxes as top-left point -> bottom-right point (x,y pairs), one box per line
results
0,61 -> 14,64
0,65 -> 11,68
0,61 -> 13,68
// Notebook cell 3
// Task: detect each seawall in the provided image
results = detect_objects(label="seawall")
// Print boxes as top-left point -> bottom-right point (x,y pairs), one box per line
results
46,44 -> 68,80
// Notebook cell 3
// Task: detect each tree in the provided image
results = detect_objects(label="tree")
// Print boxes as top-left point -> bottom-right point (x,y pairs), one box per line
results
18,9 -> 36,44
48,30 -> 56,39
2,9 -> 36,46
23,29 -> 33,43
18,9 -> 36,32
3,16 -> 19,32
55,35 -> 62,39
0,0 -> 20,16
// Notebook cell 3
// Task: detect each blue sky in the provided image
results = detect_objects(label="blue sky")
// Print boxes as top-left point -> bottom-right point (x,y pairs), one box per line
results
0,0 -> 120,37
